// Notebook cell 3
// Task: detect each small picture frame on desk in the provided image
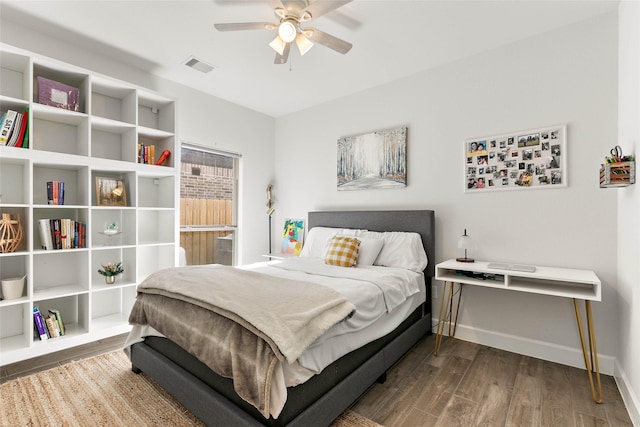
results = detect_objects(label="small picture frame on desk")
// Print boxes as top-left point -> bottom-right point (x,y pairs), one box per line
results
95,177 -> 127,206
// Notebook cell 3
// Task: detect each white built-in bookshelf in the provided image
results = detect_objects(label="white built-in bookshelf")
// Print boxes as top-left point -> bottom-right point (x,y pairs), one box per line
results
0,44 -> 179,365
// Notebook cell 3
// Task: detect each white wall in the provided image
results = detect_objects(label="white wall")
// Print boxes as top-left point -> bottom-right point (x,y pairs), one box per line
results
274,13 -> 620,373
0,20 -> 276,265
617,2 -> 640,424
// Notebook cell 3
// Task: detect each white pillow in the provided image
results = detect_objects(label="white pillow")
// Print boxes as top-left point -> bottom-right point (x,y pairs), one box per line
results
360,231 -> 428,272
300,227 -> 366,258
356,237 -> 384,266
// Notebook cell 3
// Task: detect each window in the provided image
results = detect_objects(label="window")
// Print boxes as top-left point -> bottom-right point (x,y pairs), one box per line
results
179,144 -> 239,266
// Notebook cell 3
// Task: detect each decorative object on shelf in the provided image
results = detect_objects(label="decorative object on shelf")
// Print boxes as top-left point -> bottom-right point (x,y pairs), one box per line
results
282,218 -> 304,255
0,213 -> 24,253
337,126 -> 407,191
1,275 -> 26,300
266,183 -> 275,254
98,262 -> 124,285
155,149 -> 171,166
96,177 -> 127,206
101,221 -> 121,236
36,76 -> 80,111
465,124 -> 567,192
46,180 -> 65,205
456,229 -> 474,263
599,146 -> 635,188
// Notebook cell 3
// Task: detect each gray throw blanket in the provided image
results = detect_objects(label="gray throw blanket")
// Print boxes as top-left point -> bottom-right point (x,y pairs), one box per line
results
129,265 -> 355,417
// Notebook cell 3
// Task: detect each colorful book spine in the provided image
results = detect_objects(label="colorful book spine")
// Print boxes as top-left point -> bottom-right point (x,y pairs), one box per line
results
58,181 -> 64,205
48,309 -> 65,336
33,306 -> 49,340
45,315 -> 60,338
6,112 -> 22,146
38,218 -> 53,250
46,181 -> 65,205
0,109 -> 17,145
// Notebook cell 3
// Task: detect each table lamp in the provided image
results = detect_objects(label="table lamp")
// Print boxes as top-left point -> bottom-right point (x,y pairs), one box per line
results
456,229 -> 475,263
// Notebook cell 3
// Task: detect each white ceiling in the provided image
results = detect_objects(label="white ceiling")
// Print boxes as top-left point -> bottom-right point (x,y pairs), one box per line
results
1,0 -> 619,118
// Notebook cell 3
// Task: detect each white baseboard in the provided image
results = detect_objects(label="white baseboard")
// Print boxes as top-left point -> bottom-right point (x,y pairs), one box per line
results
431,320 -> 615,375
615,360 -> 640,427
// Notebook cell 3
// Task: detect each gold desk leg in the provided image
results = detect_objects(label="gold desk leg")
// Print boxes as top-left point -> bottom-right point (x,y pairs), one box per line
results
450,284 -> 463,338
573,299 -> 603,404
434,282 -> 453,356
434,282 -> 463,356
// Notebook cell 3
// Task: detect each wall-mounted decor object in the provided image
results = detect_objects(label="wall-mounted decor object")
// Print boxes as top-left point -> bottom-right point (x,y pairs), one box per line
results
337,126 -> 407,191
282,218 -> 304,255
464,124 -> 567,192
95,177 -> 127,206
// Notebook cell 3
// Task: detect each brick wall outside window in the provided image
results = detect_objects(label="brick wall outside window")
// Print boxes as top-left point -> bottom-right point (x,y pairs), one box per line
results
180,162 -> 233,200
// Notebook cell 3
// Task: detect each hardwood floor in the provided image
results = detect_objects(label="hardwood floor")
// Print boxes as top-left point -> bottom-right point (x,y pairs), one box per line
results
1,333 -> 633,426
352,335 -> 634,427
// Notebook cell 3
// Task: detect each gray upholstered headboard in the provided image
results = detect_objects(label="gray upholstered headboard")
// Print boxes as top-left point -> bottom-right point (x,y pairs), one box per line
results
307,210 -> 435,278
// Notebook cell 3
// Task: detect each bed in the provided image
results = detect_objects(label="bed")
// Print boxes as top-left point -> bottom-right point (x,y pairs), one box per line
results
128,209 -> 435,427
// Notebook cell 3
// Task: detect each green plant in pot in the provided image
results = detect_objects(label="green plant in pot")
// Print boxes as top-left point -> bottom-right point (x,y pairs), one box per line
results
98,262 -> 124,284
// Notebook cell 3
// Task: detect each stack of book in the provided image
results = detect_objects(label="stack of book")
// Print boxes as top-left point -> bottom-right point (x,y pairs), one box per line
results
46,181 -> 65,205
0,108 -> 29,148
138,143 -> 155,164
38,218 -> 86,250
33,306 -> 65,340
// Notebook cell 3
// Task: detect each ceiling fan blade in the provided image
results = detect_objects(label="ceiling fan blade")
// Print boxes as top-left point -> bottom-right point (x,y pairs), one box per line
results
302,0 -> 353,20
303,27 -> 352,54
267,0 -> 286,11
274,43 -> 291,64
214,22 -> 276,31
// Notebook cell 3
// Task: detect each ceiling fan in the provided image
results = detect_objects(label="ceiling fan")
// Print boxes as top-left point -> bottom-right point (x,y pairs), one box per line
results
214,0 -> 353,64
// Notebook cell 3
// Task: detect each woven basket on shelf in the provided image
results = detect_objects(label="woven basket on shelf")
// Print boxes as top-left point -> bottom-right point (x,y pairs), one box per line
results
0,213 -> 24,253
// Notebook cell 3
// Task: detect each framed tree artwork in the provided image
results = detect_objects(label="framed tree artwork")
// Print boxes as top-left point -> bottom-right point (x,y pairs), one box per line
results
337,126 -> 407,191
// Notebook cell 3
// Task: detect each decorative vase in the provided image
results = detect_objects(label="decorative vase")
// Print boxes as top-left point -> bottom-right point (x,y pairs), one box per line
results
0,213 -> 24,253
105,276 -> 116,285
1,275 -> 26,300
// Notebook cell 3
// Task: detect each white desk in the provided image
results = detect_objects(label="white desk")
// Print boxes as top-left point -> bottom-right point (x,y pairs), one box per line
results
434,259 -> 603,403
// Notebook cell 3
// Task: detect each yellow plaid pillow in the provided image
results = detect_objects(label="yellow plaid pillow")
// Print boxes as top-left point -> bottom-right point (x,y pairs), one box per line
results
323,236 -> 360,267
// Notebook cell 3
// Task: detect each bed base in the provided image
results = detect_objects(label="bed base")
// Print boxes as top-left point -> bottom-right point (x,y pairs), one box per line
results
131,313 -> 430,427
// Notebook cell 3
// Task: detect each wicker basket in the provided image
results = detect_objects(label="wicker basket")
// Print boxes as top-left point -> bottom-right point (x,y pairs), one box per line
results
0,213 -> 24,253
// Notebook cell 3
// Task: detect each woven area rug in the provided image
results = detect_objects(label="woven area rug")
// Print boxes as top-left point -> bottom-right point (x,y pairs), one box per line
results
1,350 -> 384,427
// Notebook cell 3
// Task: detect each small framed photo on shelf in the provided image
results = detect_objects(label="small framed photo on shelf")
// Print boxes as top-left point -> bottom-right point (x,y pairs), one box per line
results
95,177 -> 127,206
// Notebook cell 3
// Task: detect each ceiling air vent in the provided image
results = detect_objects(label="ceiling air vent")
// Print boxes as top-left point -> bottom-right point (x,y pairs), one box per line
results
184,56 -> 215,74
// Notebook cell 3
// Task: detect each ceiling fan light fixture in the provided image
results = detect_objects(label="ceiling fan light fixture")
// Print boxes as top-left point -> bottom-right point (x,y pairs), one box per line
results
269,35 -> 286,56
295,33 -> 313,55
278,20 -> 297,43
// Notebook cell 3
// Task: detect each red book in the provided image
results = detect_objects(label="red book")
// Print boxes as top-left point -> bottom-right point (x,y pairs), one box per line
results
14,110 -> 28,148
155,149 -> 171,166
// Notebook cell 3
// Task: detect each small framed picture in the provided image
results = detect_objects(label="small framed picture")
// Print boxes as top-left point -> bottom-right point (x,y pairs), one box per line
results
95,177 -> 127,206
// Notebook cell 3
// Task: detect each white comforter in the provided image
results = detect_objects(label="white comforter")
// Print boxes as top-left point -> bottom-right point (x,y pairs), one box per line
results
126,257 -> 425,418
242,257 -> 424,373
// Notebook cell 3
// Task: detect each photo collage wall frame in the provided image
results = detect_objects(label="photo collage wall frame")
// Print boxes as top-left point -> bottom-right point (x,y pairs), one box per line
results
464,124 -> 567,192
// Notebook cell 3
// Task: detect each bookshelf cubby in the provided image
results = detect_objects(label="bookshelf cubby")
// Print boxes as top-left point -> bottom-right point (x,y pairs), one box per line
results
0,43 -> 178,366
